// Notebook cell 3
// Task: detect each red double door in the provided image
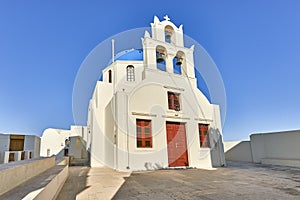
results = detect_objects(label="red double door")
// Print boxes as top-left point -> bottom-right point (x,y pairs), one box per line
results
166,122 -> 189,167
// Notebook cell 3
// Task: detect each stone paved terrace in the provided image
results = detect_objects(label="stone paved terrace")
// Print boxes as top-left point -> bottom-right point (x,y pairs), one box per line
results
57,162 -> 300,200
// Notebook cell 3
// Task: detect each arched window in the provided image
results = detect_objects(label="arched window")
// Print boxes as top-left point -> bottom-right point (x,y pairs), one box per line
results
156,46 -> 166,71
173,57 -> 182,75
173,51 -> 185,75
165,25 -> 174,43
108,70 -> 112,83
127,65 -> 135,81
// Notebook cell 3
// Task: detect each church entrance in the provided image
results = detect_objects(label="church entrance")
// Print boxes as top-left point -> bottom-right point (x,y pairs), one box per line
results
166,122 -> 189,167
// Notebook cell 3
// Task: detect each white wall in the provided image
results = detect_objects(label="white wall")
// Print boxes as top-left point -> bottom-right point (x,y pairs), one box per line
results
69,136 -> 87,159
40,126 -> 86,157
88,81 -> 113,167
0,134 -> 9,164
0,157 -> 55,195
250,130 -> 300,163
34,136 -> 41,158
224,130 -> 300,167
224,141 -> 253,163
95,67 -> 224,171
0,134 -> 9,152
24,135 -> 40,158
40,129 -> 70,157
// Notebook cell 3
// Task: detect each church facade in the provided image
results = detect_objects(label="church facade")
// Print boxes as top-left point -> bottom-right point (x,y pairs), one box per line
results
87,16 -> 226,171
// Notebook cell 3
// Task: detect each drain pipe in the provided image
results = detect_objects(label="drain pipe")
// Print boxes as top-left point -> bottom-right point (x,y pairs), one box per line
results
124,88 -> 130,170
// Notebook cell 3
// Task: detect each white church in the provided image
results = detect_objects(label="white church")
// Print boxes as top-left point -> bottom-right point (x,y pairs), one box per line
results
41,15 -> 226,171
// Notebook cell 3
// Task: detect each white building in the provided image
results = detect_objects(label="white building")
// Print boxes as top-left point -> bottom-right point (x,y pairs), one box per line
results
87,16 -> 226,171
0,133 -> 40,164
40,126 -> 87,162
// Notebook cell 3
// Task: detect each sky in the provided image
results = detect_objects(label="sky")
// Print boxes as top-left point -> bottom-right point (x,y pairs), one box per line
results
0,0 -> 300,141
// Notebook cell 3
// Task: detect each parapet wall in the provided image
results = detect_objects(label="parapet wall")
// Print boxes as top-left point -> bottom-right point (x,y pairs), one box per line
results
224,141 -> 253,163
224,130 -> 300,168
0,156 -> 55,195
250,130 -> 300,163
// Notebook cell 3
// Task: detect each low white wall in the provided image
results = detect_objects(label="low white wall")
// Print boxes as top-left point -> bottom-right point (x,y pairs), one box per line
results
261,158 -> 300,168
0,157 -> 55,195
34,164 -> 68,200
224,130 -> 300,168
250,130 -> 300,164
224,141 -> 253,163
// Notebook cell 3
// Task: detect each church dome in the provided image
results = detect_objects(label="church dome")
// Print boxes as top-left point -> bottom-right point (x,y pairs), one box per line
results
107,49 -> 143,65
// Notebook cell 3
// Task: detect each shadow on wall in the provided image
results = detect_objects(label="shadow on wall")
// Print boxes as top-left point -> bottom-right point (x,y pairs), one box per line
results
144,162 -> 163,170
224,141 -> 253,163
209,128 -> 226,167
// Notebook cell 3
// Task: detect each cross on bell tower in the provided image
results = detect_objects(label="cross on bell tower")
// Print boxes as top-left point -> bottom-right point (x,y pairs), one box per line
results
164,15 -> 170,21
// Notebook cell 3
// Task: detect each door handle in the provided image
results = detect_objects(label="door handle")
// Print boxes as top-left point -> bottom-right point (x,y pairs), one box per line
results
176,143 -> 178,148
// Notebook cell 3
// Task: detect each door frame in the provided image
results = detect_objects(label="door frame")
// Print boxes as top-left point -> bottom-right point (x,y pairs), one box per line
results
165,121 -> 189,167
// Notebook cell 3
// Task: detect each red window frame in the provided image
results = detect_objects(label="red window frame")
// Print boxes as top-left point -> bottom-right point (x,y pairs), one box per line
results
168,92 -> 180,111
136,119 -> 152,148
199,124 -> 210,148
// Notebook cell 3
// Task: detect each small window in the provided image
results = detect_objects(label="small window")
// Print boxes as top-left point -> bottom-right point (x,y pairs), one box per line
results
168,92 -> 180,111
136,119 -> 152,148
108,70 -> 112,83
127,65 -> 135,81
199,124 -> 210,148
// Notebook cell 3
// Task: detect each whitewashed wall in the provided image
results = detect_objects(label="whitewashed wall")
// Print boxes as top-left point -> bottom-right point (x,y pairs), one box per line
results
89,62 -> 226,171
224,130 -> 300,167
250,130 -> 300,163
0,134 -> 9,152
40,127 -> 85,157
24,135 -> 40,158
0,134 -> 9,163
224,141 -> 253,163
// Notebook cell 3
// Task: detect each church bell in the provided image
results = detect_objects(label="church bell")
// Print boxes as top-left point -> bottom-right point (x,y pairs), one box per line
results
165,31 -> 172,39
176,57 -> 183,66
157,52 -> 165,63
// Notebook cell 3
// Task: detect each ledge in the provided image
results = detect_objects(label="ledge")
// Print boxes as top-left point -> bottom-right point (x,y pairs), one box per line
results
261,158 -> 300,168
0,164 -> 68,200
0,157 -> 55,195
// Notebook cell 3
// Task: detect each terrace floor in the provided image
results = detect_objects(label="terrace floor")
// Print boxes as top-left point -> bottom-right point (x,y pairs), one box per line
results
57,162 -> 300,200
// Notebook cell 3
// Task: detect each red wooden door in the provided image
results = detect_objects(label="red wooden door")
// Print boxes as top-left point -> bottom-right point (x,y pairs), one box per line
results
166,122 -> 189,167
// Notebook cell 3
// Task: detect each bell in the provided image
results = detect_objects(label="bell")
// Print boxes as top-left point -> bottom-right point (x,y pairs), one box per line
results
156,53 -> 165,63
165,31 -> 172,39
176,57 -> 183,66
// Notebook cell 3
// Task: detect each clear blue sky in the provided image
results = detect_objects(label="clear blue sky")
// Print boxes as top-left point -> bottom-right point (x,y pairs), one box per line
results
1,1 -> 300,141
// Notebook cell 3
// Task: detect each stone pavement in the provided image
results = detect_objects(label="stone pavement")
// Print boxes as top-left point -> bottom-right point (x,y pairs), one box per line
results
56,166 -> 130,200
57,162 -> 300,200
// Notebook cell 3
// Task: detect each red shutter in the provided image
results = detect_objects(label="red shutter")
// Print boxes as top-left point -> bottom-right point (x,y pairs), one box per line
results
199,124 -> 210,148
168,92 -> 180,110
136,119 -> 152,148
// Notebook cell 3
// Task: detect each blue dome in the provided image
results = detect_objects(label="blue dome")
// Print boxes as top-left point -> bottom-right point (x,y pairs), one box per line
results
107,49 -> 143,65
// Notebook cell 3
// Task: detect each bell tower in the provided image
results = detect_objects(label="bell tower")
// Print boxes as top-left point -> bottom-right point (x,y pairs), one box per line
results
142,15 -> 195,78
